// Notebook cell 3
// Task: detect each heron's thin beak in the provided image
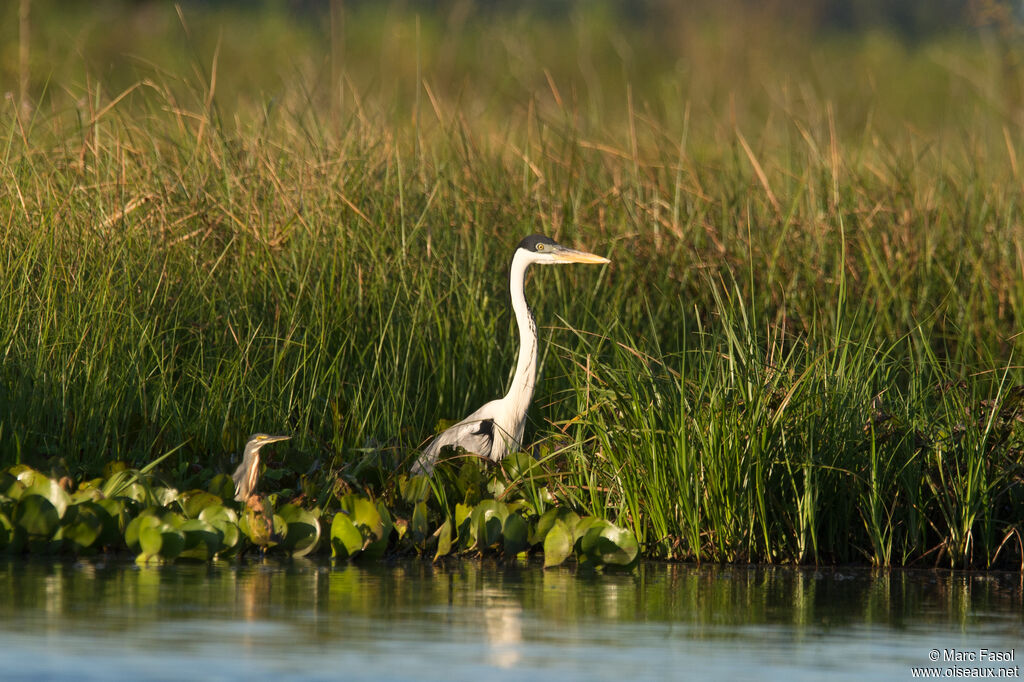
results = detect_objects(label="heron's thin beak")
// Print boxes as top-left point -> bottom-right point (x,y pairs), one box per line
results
552,246 -> 611,265
261,435 -> 291,445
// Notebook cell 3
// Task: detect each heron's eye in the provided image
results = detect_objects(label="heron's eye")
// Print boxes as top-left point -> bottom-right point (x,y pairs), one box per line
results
536,244 -> 545,251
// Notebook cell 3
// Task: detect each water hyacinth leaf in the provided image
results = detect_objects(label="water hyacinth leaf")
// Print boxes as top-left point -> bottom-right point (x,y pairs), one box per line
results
502,512 -> 530,556
331,512 -> 363,560
470,500 -> 507,550
486,477 -> 507,498
455,503 -> 472,538
161,511 -> 187,530
532,508 -> 580,546
125,512 -> 163,554
13,495 -> 60,537
178,519 -> 222,561
4,479 -> 26,501
199,502 -> 241,555
362,501 -> 393,559
278,504 -> 320,557
411,501 -> 429,543
152,487 -> 179,507
96,498 -> 131,547
457,462 -> 485,505
572,516 -> 606,544
14,467 -> 48,489
139,524 -> 163,557
181,491 -> 223,519
77,478 -> 104,492
434,517 -> 453,561
118,482 -> 149,504
577,521 -> 639,567
23,480 -> 71,519
62,502 -> 106,551
572,517 -> 611,563
543,519 -> 573,568
162,527 -> 186,558
102,461 -> 129,478
0,512 -> 13,549
207,474 -> 235,500
140,524 -> 185,560
217,521 -> 241,557
339,495 -> 383,540
0,471 -> 15,495
501,452 -> 540,482
71,488 -> 103,504
199,504 -> 238,527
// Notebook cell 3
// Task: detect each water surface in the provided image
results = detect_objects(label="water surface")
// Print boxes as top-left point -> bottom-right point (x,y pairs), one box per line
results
1,559 -> 1020,680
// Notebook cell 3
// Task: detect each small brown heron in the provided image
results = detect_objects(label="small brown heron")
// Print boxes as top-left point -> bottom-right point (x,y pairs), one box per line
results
412,234 -> 610,474
232,434 -> 291,502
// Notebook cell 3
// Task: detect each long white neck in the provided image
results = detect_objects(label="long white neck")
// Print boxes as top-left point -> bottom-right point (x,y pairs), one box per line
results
504,250 -> 538,417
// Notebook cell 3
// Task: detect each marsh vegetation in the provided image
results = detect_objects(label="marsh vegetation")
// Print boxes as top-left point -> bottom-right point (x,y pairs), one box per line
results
1,1 -> 1023,568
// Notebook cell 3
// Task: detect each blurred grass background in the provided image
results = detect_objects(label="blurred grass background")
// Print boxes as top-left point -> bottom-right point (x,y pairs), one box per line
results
1,0 -> 1023,565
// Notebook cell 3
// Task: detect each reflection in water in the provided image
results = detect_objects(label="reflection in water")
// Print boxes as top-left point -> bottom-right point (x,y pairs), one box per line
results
0,560 -> 1021,680
479,588 -> 523,668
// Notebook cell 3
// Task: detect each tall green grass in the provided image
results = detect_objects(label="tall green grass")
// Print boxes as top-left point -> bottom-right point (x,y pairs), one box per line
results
0,2 -> 1022,567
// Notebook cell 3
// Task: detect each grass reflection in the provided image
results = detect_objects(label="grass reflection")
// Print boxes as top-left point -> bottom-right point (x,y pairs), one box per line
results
1,560 -> 1020,644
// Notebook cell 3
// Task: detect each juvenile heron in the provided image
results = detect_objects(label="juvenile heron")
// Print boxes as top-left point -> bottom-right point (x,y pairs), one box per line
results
232,434 -> 291,502
412,234 -> 610,474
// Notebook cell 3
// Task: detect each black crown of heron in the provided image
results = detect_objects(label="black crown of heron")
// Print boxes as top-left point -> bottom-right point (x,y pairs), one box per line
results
413,235 -> 610,474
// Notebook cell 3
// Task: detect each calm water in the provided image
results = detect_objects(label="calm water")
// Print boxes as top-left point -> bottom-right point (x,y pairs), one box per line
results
0,559 -> 1020,681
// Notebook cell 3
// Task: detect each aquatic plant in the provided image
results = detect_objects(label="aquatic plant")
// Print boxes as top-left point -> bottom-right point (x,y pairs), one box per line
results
0,462 -> 639,569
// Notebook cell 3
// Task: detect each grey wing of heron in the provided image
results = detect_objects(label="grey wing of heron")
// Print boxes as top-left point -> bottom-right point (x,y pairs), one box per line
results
412,416 -> 495,475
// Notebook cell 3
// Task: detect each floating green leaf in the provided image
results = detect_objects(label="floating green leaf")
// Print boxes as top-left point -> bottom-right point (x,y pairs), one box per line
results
532,508 -> 580,546
278,504 -> 320,557
470,500 -> 507,550
125,511 -> 162,554
330,512 -> 363,560
178,519 -> 222,561
578,521 -> 639,567
13,495 -> 60,537
434,517 -> 453,560
14,467 -> 49,489
454,502 -> 472,547
543,519 -> 573,568
0,512 -> 14,550
503,512 -> 530,556
139,523 -> 185,560
152,487 -> 179,507
501,452 -> 540,482
181,490 -> 223,519
71,488 -> 103,504
207,474 -> 236,500
363,501 -> 393,559
411,501 -> 429,543
339,495 -> 383,539
4,479 -> 26,501
62,502 -> 106,551
23,480 -> 71,519
200,504 -> 241,557
161,511 -> 187,530
96,498 -> 130,547
457,462 -> 485,506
